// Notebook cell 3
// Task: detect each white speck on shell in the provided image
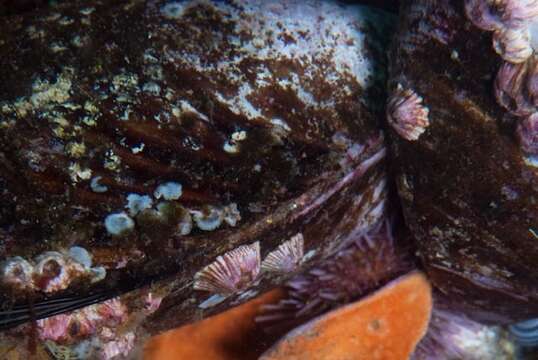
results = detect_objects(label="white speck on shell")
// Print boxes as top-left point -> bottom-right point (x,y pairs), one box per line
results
192,206 -> 224,231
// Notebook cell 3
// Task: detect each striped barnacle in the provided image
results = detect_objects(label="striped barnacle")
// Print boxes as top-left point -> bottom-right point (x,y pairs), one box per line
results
517,112 -> 538,154
0,256 -> 35,290
193,242 -> 261,295
494,60 -> 536,116
191,206 -> 224,231
261,233 -> 304,273
493,27 -> 533,63
386,84 -> 430,141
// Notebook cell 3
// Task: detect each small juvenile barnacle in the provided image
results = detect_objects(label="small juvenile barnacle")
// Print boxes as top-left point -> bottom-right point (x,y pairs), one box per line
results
161,2 -> 186,19
191,206 -> 224,231
125,193 -> 153,216
386,84 -> 430,141
104,212 -> 135,236
517,113 -> 538,154
261,233 -> 304,273
34,251 -> 74,293
222,203 -> 241,227
0,256 -> 35,290
193,242 -> 261,295
90,176 -> 108,193
154,181 -> 182,200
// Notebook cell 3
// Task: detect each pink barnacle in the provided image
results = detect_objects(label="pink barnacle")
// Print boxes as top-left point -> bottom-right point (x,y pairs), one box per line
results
492,27 -> 533,63
193,242 -> 261,295
387,85 -> 430,141
494,60 -> 535,116
97,298 -> 128,325
144,292 -> 163,314
261,233 -> 304,273
502,0 -> 538,28
37,314 -> 72,343
517,113 -> 538,154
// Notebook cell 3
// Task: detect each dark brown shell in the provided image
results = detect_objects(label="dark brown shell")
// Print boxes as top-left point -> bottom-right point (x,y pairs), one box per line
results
0,0 -> 394,337
389,0 -> 538,323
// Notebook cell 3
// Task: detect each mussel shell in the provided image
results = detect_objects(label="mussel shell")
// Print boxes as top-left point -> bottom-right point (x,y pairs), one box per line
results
389,0 -> 538,322
0,0 -> 393,332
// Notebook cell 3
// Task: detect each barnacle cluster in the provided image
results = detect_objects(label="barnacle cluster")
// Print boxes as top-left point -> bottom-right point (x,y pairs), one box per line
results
194,233 -> 307,307
104,180 -> 241,237
0,247 -> 106,293
466,0 -> 538,158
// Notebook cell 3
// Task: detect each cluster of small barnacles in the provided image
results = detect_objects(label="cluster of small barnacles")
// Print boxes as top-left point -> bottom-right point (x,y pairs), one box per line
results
37,297 -> 135,360
466,1 -> 538,158
0,247 -> 105,293
386,84 -> 430,141
193,233 -> 305,307
465,0 -> 538,64
103,180 -> 241,237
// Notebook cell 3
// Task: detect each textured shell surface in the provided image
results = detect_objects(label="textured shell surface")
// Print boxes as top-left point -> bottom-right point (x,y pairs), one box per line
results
390,0 -> 538,322
0,0 -> 395,338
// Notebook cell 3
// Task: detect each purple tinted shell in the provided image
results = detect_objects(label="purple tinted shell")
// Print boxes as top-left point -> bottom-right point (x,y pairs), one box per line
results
517,113 -> 538,154
464,0 -> 505,31
494,60 -> 535,116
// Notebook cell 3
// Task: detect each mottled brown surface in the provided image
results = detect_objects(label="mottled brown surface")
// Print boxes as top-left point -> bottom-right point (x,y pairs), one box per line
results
389,0 -> 538,323
0,0 -> 394,338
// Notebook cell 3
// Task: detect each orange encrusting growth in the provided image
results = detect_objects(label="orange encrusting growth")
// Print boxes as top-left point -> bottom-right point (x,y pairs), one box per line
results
143,289 -> 284,360
260,271 -> 432,360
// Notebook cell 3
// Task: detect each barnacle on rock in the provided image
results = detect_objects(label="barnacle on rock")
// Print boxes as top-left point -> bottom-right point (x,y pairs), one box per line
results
34,252 -> 75,293
261,234 -> 304,273
194,242 -> 261,295
387,85 -> 430,141
104,212 -> 135,236
0,256 -> 34,290
191,206 -> 224,232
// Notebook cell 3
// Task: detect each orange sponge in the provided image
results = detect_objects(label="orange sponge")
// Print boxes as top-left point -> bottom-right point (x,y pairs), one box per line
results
261,272 -> 432,360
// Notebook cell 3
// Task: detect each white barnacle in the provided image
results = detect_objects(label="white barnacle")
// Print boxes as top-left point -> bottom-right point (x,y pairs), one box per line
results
104,212 -> 135,236
191,206 -> 224,231
194,242 -> 261,295
90,176 -> 108,193
34,252 -> 73,293
386,84 -> 430,141
1,256 -> 35,290
125,193 -> 153,216
223,141 -> 239,154
223,203 -> 241,227
161,2 -> 187,19
154,181 -> 183,200
68,246 -> 92,268
261,233 -> 304,273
